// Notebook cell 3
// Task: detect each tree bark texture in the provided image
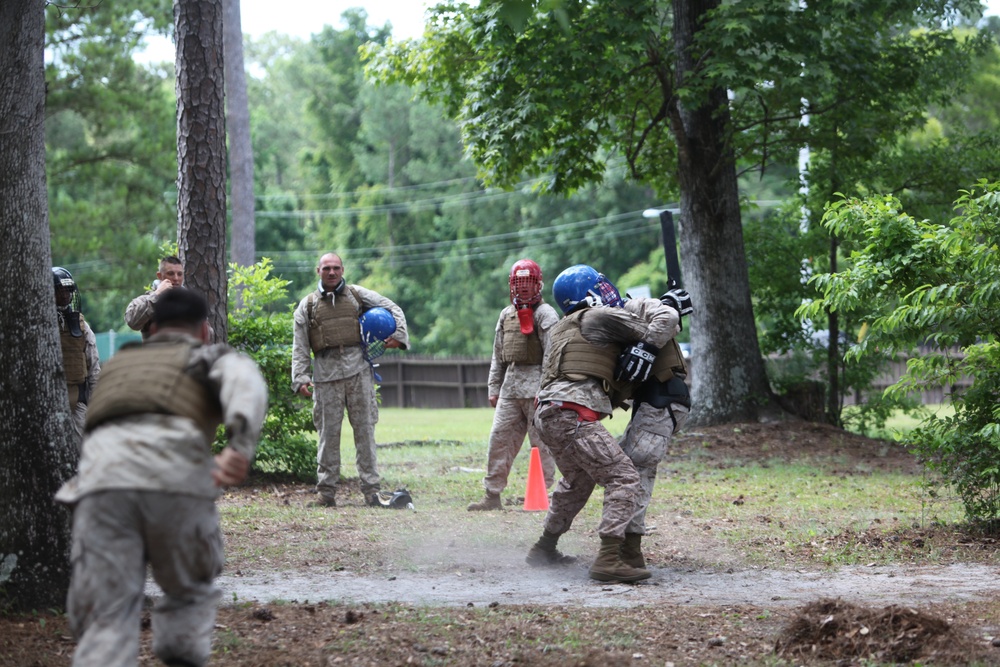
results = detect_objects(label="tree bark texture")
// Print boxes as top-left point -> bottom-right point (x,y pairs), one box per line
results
175,0 -> 229,342
223,0 -> 256,268
671,0 -> 777,425
0,0 -> 78,611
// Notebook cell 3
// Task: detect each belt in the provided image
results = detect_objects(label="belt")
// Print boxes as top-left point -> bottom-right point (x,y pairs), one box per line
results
538,399 -> 600,422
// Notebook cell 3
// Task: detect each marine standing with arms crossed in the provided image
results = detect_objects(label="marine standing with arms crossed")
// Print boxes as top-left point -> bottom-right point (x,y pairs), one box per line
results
468,259 -> 558,511
292,253 -> 410,508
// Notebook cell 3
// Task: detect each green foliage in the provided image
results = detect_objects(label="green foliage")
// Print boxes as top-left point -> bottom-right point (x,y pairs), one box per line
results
45,1 -> 178,333
799,182 -> 1000,523
224,260 -> 315,479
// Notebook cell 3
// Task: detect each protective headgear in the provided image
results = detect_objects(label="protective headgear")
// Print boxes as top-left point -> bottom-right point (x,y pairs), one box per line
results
510,259 -> 543,334
370,488 -> 414,510
359,307 -> 397,381
551,265 -> 624,315
360,307 -> 397,345
509,259 -> 543,308
53,266 -> 76,294
53,267 -> 83,336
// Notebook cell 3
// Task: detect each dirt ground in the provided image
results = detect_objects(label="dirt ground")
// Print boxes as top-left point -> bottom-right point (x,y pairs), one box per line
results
4,421 -> 1000,666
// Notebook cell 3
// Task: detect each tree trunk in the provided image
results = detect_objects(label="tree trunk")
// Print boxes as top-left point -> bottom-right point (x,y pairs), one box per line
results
826,235 -> 842,426
672,0 -> 778,425
175,0 -> 229,342
0,0 -> 78,611
223,0 -> 256,269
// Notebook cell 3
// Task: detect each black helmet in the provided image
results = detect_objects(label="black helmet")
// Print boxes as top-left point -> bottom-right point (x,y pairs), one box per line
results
52,266 -> 76,291
53,267 -> 83,336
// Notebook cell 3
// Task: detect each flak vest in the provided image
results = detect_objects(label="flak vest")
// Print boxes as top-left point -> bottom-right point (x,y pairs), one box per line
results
499,310 -> 544,365
541,309 -> 630,405
620,337 -> 690,412
306,287 -> 363,353
84,340 -> 223,442
650,338 -> 688,382
60,316 -> 88,408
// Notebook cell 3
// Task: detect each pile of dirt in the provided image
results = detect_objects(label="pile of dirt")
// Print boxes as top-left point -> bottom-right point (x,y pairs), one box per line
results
775,598 -> 985,665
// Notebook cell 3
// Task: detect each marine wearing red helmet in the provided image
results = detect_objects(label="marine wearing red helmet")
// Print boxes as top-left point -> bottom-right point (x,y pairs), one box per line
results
509,259 -> 543,334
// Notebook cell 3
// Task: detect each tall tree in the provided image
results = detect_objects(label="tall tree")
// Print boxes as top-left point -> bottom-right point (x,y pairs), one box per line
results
0,0 -> 77,611
45,0 -> 176,333
175,0 -> 229,341
223,0 -> 256,268
366,0 -> 987,425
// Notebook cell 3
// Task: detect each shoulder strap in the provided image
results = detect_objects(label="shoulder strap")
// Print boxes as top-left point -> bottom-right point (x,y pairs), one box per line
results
348,285 -> 364,313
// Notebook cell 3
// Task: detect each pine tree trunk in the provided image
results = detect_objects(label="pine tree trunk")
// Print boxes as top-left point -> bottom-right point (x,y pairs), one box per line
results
223,0 -> 256,269
175,0 -> 229,342
0,0 -> 78,611
672,0 -> 779,425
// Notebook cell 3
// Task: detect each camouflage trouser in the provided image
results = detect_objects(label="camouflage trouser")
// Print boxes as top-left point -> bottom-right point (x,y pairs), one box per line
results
67,490 -> 223,667
314,371 -> 380,500
482,397 -> 556,495
70,402 -> 87,451
619,402 -> 690,534
533,402 -> 640,540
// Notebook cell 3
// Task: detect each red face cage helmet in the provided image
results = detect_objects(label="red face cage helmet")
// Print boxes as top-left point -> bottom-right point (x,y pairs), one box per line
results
509,259 -> 543,308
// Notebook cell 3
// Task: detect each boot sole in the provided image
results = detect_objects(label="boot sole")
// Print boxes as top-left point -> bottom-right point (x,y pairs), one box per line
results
588,569 -> 652,583
526,556 -> 577,567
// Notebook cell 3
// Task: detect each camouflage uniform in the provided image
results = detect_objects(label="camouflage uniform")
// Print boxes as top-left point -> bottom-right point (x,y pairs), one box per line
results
619,401 -> 690,534
55,331 -> 268,667
123,288 -> 157,339
535,298 -> 678,540
291,284 -> 409,503
58,310 -> 100,447
481,303 -> 559,495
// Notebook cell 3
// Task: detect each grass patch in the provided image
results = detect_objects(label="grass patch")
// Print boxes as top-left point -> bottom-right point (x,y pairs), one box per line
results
844,403 -> 956,440
224,410 -> 997,579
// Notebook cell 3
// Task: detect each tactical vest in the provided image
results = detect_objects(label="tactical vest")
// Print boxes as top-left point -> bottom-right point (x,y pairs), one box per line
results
84,341 -> 223,441
60,315 -> 87,408
541,309 -> 622,393
650,338 -> 689,382
306,287 -> 362,353
500,310 -> 544,365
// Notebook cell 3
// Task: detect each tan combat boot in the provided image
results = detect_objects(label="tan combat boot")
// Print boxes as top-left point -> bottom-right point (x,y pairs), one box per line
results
620,532 -> 645,568
588,536 -> 651,583
525,529 -> 578,567
467,492 -> 502,511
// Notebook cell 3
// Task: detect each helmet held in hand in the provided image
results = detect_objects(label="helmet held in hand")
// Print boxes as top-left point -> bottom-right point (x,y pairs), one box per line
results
360,307 -> 397,345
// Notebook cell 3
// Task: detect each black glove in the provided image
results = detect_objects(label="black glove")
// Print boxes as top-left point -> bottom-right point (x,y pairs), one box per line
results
615,341 -> 660,383
660,288 -> 693,317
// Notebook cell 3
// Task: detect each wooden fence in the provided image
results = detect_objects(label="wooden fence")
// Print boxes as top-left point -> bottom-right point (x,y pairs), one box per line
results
375,353 -> 969,409
375,356 -> 492,408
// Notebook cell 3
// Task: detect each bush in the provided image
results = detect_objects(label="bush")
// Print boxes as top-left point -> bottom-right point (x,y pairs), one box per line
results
800,182 -> 1000,524
220,260 -> 316,480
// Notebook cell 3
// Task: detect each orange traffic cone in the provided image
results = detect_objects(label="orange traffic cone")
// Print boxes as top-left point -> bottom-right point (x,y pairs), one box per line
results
523,447 -> 550,512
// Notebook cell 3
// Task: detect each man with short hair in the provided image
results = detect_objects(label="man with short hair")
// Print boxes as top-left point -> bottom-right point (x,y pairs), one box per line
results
53,266 -> 100,447
56,287 -> 268,667
124,255 -> 184,339
292,253 -> 410,508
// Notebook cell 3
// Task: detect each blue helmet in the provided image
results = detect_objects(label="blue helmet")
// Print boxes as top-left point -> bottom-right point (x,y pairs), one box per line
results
360,307 -> 397,344
551,265 -> 623,315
